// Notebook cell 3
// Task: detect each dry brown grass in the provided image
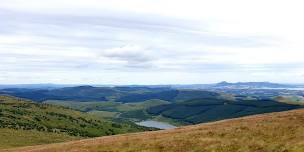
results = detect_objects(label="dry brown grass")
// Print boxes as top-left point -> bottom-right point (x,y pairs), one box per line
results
3,109 -> 304,152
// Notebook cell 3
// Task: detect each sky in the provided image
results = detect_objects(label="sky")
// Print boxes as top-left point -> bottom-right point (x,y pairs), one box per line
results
0,0 -> 304,84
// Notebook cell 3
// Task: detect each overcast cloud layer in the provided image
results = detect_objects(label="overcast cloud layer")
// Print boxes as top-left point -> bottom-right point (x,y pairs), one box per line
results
0,0 -> 304,84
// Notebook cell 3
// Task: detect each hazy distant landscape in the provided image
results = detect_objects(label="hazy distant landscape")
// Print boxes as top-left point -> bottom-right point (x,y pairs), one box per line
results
1,82 -> 303,127
1,0 -> 304,151
0,82 -> 303,148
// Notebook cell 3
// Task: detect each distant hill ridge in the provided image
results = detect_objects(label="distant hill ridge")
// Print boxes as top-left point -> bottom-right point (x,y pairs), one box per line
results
0,86 -> 221,102
212,81 -> 292,89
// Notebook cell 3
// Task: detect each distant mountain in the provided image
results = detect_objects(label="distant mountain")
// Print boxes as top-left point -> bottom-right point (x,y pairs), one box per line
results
0,86 -> 121,102
211,81 -> 294,89
168,82 -> 301,90
0,82 -> 300,91
0,86 -> 222,102
0,84 -> 76,90
170,84 -> 212,89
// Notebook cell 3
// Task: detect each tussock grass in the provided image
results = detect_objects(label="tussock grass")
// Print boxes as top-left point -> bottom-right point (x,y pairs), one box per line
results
0,128 -> 80,149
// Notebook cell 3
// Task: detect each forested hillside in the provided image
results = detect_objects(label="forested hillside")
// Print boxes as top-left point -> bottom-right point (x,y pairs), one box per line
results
0,95 -> 154,149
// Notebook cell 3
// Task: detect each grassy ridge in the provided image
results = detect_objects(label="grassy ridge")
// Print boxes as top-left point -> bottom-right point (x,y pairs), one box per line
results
5,109 -> 304,152
0,96 -> 154,143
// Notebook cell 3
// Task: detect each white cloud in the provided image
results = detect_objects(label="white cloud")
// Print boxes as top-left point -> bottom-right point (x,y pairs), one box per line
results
0,0 -> 303,84
102,44 -> 153,62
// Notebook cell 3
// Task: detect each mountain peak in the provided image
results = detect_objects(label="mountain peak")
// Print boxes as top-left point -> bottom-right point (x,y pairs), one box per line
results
216,81 -> 231,86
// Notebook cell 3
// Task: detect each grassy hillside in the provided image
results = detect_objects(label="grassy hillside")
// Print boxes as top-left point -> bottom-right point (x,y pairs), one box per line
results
274,96 -> 304,105
0,95 -> 155,149
0,128 -> 80,149
147,98 -> 303,124
5,109 -> 304,152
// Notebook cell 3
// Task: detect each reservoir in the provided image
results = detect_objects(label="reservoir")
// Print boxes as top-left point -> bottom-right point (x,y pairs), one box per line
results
136,120 -> 177,129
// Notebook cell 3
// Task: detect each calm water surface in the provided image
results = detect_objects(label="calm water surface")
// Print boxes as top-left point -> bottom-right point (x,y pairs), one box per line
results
136,120 -> 177,129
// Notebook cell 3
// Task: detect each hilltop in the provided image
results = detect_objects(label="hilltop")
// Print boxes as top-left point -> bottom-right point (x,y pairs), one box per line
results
5,109 -> 304,152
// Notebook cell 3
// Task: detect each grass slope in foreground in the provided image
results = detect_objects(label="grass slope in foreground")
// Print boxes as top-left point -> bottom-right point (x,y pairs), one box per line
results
5,109 -> 304,152
0,96 -> 154,149
0,128 -> 80,149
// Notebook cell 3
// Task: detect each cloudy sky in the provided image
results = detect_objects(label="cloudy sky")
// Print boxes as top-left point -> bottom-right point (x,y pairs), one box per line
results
0,0 -> 304,84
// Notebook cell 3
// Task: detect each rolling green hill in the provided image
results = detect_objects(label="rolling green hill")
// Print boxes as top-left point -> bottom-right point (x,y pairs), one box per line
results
44,99 -> 169,113
0,95 -> 155,149
147,98 -> 303,124
44,97 -> 303,126
0,86 -> 222,103
0,86 -> 116,102
44,99 -> 170,121
274,95 -> 304,105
